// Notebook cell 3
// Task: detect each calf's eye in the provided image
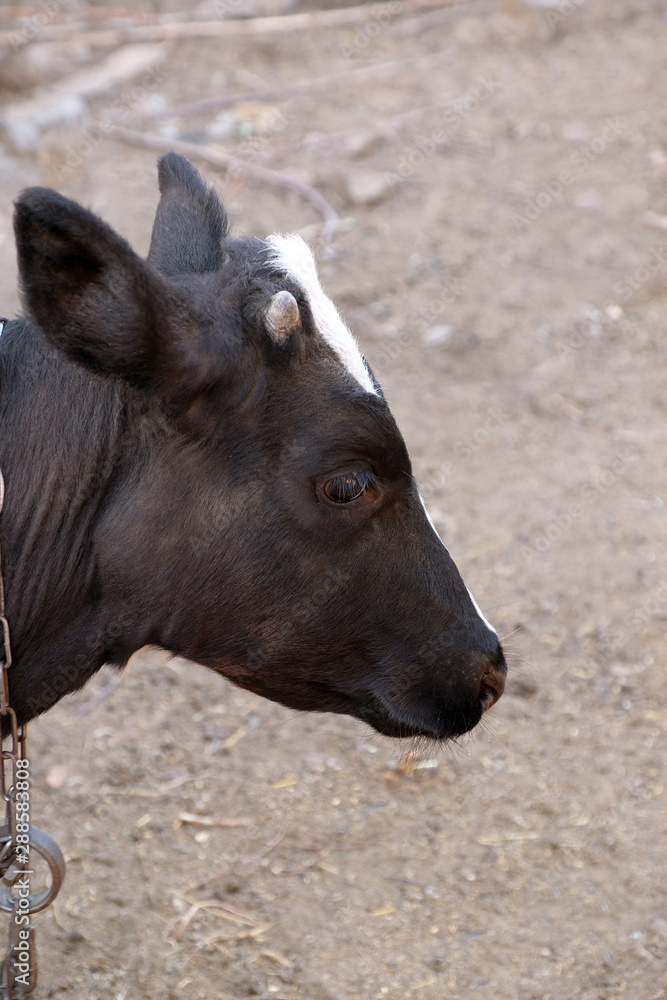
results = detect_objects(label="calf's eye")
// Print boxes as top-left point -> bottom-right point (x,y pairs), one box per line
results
323,473 -> 369,504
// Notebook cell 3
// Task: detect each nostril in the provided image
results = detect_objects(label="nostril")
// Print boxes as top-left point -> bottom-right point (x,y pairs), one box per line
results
479,681 -> 497,711
479,666 -> 506,712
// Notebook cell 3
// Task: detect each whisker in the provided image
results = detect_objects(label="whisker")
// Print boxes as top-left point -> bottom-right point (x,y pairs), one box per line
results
499,627 -> 522,643
506,655 -> 535,669
483,601 -> 522,614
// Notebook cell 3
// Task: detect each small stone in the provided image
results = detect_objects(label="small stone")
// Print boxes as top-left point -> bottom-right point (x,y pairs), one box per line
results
344,170 -> 393,206
561,120 -> 591,143
46,764 -> 69,789
207,111 -> 237,139
574,188 -> 602,211
423,324 -> 453,346
344,129 -> 381,159
648,148 -> 667,167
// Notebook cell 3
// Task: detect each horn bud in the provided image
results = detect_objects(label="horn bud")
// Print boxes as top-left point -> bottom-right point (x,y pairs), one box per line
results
264,290 -> 300,342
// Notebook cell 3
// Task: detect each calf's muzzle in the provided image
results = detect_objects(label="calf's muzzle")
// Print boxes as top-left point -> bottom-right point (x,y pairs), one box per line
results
478,646 -> 506,712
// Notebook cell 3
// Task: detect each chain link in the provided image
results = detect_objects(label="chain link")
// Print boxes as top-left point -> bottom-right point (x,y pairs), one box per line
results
0,458 -> 65,995
0,467 -> 33,996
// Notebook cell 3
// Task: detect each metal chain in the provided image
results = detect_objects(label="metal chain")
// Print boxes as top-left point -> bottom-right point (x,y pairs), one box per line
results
0,323 -> 66,995
0,464 -> 34,997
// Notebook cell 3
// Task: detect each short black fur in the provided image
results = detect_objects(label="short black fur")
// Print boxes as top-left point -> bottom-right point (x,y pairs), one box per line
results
0,154 -> 506,738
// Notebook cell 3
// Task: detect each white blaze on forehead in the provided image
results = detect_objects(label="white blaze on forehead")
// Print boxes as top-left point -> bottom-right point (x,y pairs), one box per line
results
420,496 -> 498,637
264,233 -> 377,395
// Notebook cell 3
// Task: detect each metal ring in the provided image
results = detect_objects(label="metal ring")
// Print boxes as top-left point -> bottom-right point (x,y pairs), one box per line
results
0,827 -> 65,914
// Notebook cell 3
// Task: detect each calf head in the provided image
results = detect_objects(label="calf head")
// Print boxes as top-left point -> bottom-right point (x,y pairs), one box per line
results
13,153 -> 505,739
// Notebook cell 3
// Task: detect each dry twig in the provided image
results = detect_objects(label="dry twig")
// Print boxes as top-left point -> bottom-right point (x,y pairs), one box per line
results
0,7 -> 155,22
0,0 -> 475,50
100,770 -> 213,798
171,899 -> 260,940
239,826 -> 287,866
151,49 -> 453,120
176,812 -> 249,828
200,924 -> 273,947
75,675 -> 121,715
111,126 -> 339,239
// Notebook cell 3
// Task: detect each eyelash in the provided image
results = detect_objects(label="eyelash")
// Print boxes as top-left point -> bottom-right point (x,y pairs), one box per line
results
323,471 -> 376,504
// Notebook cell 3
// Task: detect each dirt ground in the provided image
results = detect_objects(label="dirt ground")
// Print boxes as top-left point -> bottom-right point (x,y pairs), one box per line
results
0,0 -> 666,997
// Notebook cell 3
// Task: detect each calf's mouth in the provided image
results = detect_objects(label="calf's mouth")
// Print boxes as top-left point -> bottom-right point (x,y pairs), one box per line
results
325,647 -> 507,741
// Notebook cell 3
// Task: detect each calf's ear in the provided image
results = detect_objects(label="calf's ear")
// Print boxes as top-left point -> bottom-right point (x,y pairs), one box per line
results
147,152 -> 227,276
14,186 -> 187,388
